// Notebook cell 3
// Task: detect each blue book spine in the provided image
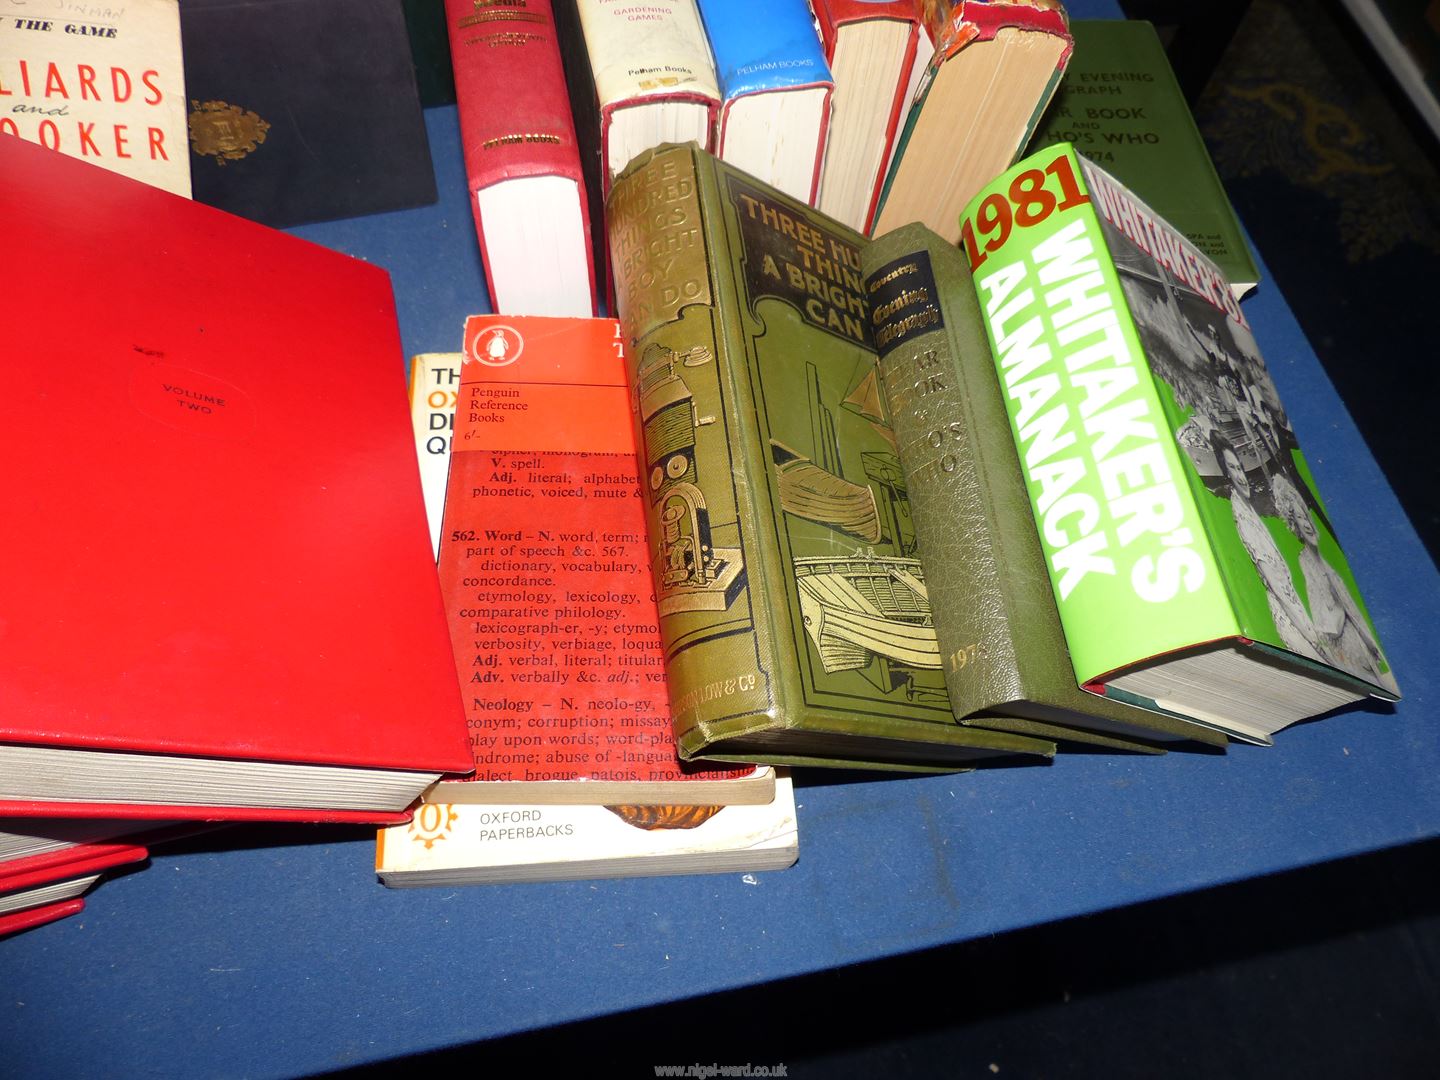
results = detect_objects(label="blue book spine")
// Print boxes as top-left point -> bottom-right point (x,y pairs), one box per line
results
697,0 -> 833,98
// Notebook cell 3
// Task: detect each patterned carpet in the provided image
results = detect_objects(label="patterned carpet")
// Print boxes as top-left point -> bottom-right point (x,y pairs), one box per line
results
1194,0 -> 1440,563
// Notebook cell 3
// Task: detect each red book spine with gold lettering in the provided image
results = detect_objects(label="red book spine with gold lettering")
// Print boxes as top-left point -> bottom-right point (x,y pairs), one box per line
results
446,0 -> 598,317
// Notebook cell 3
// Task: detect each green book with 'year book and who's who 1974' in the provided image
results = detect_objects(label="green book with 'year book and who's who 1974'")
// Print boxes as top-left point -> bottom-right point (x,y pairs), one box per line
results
1029,18 -> 1259,297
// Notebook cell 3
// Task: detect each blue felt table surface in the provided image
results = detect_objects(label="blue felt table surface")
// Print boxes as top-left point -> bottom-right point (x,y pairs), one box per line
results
4,7 -> 1437,1077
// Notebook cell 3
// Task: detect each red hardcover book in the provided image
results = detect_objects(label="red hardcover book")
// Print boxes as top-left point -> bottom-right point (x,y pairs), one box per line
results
0,843 -> 149,895
1,817 -> 162,864
0,134 -> 471,823
811,0 -> 928,232
446,0 -> 598,318
0,820 -> 216,880
0,898 -> 85,938
871,0 -> 1074,243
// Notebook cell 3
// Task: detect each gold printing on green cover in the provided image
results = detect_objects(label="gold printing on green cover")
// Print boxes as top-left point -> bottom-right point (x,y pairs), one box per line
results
718,167 -> 951,723
609,145 -> 964,760
609,147 -> 775,745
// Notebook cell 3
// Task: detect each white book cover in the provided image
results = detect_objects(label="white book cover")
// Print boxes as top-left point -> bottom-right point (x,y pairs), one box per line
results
406,353 -> 461,560
377,776 -> 798,885
576,0 -> 719,110
0,0 -> 191,196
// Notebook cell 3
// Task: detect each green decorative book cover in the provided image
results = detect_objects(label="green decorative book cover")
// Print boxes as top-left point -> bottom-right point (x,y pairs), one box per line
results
864,223 -> 1226,750
959,142 -> 1398,742
606,143 -> 1054,770
1029,19 -> 1258,296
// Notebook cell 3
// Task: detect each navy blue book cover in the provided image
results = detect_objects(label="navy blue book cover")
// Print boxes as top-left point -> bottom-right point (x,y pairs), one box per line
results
182,0 -> 437,228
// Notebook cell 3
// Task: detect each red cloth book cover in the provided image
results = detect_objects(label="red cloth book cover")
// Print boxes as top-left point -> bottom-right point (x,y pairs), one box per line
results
0,134 -> 470,821
445,0 -> 598,315
924,0 -> 1074,59
0,843 -> 149,894
0,898 -> 85,938
0,820 -> 216,881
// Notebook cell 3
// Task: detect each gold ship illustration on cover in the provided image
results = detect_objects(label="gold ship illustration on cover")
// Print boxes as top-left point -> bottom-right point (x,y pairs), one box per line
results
793,554 -> 941,674
776,362 -> 943,679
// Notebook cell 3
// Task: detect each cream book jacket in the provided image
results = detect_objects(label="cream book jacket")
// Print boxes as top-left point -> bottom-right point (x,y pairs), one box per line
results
577,0 -> 719,107
0,0 -> 191,196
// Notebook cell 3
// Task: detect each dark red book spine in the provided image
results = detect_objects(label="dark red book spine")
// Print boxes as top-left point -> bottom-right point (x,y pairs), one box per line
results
445,0 -> 598,312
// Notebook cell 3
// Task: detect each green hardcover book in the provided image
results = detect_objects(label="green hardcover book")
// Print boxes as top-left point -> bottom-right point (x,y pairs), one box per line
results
958,143 -> 1399,744
606,143 -> 1055,771
1030,19 -> 1259,297
865,223 -> 1227,751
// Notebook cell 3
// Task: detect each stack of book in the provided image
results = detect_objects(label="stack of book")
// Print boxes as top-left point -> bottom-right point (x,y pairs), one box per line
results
377,330 -> 797,887
603,139 -> 1398,764
0,133 -> 473,931
0,0 -> 1404,931
380,131 -> 1400,884
447,0 -> 1082,315
1,820 -> 160,937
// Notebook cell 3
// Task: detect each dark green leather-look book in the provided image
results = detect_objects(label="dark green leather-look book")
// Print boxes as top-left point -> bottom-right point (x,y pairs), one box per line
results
864,224 -> 1227,751
606,144 -> 1057,771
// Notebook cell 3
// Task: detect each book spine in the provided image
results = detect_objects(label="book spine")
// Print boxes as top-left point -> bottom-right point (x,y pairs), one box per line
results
576,0 -> 719,107
700,0 -> 829,97
958,143 -> 1235,687
607,145 -> 780,757
865,222 -> 1227,747
610,146 -> 1053,768
446,0 -> 582,186
864,224 -> 1051,718
575,0 -> 720,188
819,0 -> 921,30
444,0 -> 595,301
698,0 -> 833,203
